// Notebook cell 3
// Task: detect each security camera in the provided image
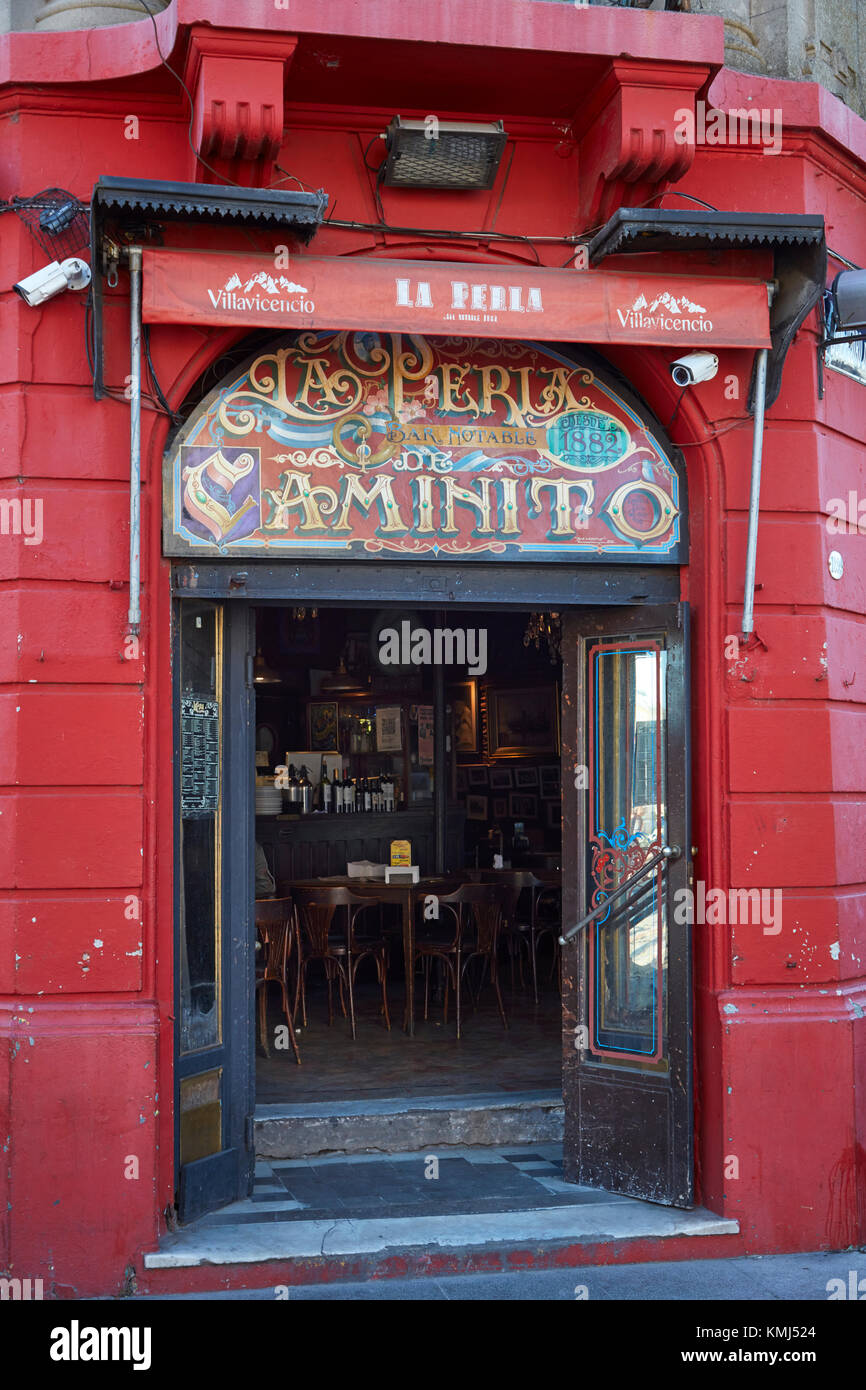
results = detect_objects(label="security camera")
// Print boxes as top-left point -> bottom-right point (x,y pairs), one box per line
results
670,351 -> 719,387
13,257 -> 91,307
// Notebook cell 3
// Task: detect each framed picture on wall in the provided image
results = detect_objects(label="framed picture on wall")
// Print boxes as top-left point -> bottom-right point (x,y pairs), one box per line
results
467,765 -> 489,788
514,766 -> 538,790
539,765 -> 561,799
488,686 -> 559,758
489,767 -> 513,790
307,701 -> 339,751
466,794 -> 488,821
449,680 -> 479,755
492,797 -> 508,819
509,792 -> 537,819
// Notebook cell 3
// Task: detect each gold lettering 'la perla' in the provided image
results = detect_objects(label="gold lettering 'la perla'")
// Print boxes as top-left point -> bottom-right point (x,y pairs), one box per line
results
217,334 -> 588,436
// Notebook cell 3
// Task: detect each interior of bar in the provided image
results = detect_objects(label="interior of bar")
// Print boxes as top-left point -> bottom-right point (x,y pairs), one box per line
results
253,604 -> 563,1104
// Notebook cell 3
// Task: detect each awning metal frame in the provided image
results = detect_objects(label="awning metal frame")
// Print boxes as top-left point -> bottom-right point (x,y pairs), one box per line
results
89,176 -> 327,400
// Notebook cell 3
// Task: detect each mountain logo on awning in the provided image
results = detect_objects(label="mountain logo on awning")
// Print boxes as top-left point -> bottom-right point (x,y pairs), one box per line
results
206,271 -> 315,314
617,289 -> 712,333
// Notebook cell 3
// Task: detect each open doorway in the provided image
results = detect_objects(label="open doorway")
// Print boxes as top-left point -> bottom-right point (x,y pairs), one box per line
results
253,602 -> 564,1106
173,589 -> 691,1228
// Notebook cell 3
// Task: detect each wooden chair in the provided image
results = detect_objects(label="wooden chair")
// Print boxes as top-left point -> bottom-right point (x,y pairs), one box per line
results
255,896 -> 301,1064
293,886 -> 391,1040
482,871 -> 561,1003
413,882 -> 508,1038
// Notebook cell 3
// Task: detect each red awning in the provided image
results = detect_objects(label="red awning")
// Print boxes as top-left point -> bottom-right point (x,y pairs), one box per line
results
141,248 -> 771,348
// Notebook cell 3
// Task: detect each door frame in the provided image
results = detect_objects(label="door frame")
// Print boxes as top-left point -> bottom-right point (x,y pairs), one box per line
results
170,564 -> 692,1219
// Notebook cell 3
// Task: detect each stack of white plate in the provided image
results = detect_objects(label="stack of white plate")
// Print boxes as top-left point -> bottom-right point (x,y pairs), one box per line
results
254,784 -> 283,816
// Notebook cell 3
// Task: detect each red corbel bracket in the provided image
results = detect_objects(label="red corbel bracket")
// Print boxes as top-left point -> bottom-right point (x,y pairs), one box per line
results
182,26 -> 299,187
574,60 -> 713,230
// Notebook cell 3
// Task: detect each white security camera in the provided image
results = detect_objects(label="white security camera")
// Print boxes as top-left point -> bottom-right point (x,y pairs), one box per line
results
670,351 -> 718,387
13,257 -> 91,307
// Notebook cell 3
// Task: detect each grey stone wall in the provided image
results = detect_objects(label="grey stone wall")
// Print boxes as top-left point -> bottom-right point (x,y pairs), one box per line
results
706,0 -> 862,117
0,0 -> 166,30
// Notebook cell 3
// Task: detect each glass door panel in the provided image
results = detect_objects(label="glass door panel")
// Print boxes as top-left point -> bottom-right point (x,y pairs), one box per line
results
560,605 -> 692,1208
174,598 -> 254,1222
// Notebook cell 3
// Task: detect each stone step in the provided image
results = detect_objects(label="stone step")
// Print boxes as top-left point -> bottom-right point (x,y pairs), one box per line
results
140,1144 -> 740,1296
254,1089 -> 564,1159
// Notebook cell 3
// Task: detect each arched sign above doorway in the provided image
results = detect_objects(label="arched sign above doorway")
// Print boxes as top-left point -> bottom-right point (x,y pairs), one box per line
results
163,333 -> 686,563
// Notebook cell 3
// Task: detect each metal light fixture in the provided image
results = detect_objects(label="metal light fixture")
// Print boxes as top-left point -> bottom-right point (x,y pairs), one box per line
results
253,647 -> 280,684
381,117 -> 507,190
523,612 -> 562,665
320,650 -> 369,696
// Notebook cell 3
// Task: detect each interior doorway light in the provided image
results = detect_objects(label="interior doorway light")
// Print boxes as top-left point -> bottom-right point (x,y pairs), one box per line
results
253,647 -> 281,684
381,117 -> 507,190
320,654 -> 369,696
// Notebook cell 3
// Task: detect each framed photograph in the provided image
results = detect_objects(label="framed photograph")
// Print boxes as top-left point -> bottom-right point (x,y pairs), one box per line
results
488,685 -> 559,758
467,765 -> 489,788
449,680 -> 479,755
307,701 -> 339,752
417,704 -> 434,765
509,792 -> 538,819
492,797 -> 508,819
514,766 -> 538,790
488,766 -> 513,791
546,800 -> 562,829
539,764 -> 561,798
375,705 -> 403,752
466,794 -> 488,821
455,768 -> 468,794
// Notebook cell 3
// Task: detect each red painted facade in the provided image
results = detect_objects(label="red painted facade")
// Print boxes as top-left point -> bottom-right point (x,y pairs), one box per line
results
1,1 -> 864,1296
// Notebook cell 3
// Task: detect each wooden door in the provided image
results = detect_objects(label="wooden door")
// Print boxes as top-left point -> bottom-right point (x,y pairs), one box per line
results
560,604 -> 693,1206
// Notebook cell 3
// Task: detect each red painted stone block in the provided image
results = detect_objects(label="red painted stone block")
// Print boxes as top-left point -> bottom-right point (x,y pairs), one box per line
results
720,1001 -> 859,1253
731,889 -> 865,986
0,791 -> 143,889
0,588 -> 147,685
0,690 -> 144,785
0,895 -> 144,995
3,1004 -> 159,1297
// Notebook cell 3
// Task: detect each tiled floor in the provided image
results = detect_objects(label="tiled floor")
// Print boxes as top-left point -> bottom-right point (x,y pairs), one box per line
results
256,972 -> 562,1103
197,1145 -> 627,1227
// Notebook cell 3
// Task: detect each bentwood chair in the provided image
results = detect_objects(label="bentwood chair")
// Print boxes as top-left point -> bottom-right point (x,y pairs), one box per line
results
413,882 -> 508,1038
255,896 -> 301,1064
293,886 -> 391,1040
483,871 -> 561,1003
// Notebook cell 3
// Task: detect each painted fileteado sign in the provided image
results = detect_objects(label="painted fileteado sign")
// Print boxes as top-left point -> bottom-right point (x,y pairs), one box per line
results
163,333 -> 685,562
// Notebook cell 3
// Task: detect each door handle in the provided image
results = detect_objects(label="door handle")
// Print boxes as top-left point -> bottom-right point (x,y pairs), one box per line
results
559,844 -> 680,944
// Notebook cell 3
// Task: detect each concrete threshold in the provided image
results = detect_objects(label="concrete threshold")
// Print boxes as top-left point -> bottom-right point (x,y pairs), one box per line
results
255,1088 -> 564,1158
143,1201 -> 739,1278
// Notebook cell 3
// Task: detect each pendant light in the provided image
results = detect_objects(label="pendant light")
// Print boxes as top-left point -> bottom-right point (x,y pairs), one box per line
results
253,647 -> 280,684
320,654 -> 368,696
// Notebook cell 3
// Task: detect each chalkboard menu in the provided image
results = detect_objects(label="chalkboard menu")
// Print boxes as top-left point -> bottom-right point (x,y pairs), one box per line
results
181,695 -> 220,816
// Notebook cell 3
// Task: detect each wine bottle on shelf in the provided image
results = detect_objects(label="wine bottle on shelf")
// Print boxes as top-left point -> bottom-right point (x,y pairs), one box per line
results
298,765 -> 312,815
321,764 -> 332,813
285,763 -> 300,809
344,773 -> 355,814
334,769 -> 344,815
363,776 -> 372,813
